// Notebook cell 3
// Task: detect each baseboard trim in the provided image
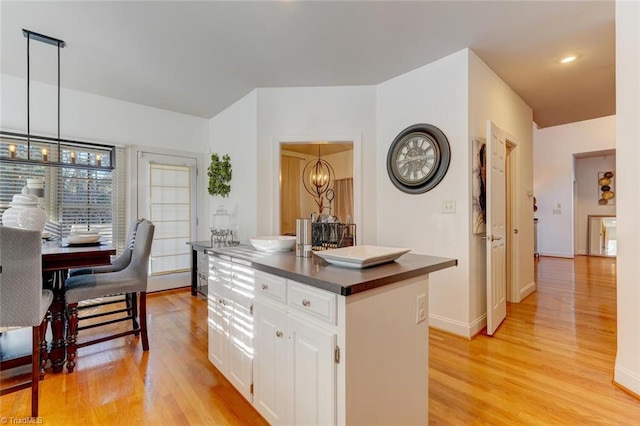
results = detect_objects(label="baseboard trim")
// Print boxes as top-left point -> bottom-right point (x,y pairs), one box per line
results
429,313 -> 485,339
520,281 -> 536,300
614,364 -> 640,398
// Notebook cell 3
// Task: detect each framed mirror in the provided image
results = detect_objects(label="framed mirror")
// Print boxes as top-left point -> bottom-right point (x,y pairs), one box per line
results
587,215 -> 617,257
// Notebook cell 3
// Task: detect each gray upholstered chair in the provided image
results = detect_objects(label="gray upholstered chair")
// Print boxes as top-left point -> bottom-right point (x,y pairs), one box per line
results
64,220 -> 154,373
68,218 -> 143,277
0,226 -> 54,418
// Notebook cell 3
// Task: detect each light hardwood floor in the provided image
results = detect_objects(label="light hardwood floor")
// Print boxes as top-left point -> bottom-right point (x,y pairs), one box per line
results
2,256 -> 639,424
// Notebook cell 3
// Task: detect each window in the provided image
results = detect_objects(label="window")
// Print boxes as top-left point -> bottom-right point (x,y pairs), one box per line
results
0,145 -> 128,252
136,151 -> 197,280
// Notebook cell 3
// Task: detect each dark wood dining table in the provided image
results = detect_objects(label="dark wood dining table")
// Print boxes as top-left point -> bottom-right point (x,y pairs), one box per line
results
41,241 -> 116,373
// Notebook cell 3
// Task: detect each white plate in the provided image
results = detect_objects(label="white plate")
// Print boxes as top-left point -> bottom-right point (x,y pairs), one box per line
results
313,245 -> 411,268
68,233 -> 101,244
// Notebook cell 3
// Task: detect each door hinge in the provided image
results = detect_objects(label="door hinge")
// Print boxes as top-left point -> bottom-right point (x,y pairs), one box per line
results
334,345 -> 340,364
250,304 -> 254,316
250,383 -> 254,395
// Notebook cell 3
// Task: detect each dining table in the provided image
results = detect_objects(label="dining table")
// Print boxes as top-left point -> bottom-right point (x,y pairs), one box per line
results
41,240 -> 116,373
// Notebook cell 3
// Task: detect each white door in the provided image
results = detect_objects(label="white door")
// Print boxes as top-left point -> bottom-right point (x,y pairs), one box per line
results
289,317 -> 336,426
486,121 -> 507,335
253,300 -> 289,425
137,151 -> 197,277
227,272 -> 255,401
207,284 -> 230,372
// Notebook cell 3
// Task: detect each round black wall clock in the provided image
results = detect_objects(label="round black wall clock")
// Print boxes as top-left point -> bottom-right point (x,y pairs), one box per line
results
386,123 -> 451,194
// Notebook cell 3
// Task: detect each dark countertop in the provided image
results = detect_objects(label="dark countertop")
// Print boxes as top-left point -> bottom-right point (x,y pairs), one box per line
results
196,244 -> 456,296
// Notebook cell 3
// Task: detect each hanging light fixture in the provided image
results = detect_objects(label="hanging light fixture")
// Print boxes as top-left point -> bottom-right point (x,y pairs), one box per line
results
0,29 -> 115,169
302,145 -> 335,214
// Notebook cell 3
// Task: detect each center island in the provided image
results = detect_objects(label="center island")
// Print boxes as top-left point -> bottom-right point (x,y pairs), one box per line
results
199,243 -> 457,425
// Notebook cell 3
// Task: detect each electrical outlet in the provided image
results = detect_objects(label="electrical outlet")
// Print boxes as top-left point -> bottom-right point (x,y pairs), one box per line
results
442,200 -> 456,213
553,208 -> 562,215
416,294 -> 427,324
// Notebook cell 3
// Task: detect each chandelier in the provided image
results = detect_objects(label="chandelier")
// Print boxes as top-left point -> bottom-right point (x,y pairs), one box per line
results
0,29 -> 114,169
302,146 -> 335,214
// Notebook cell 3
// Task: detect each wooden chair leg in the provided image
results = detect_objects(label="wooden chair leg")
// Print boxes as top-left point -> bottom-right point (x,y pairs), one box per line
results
31,325 -> 40,418
130,292 -> 140,336
39,313 -> 50,379
140,292 -> 149,351
66,303 -> 79,373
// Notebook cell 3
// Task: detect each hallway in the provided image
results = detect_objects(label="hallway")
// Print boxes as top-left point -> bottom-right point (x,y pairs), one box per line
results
429,255 -> 639,424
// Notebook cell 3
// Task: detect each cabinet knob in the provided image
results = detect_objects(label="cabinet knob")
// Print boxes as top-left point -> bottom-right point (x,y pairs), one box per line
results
276,331 -> 283,338
302,299 -> 311,307
261,283 -> 269,290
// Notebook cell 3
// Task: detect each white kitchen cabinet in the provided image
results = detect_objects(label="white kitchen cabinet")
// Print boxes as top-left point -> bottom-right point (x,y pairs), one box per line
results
208,256 -> 254,401
253,298 -> 289,425
205,247 -> 448,426
253,271 -> 338,425
207,282 -> 230,371
289,315 -> 336,425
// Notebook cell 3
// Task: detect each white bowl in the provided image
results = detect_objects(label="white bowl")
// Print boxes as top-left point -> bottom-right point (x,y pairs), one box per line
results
68,233 -> 101,244
250,236 -> 296,252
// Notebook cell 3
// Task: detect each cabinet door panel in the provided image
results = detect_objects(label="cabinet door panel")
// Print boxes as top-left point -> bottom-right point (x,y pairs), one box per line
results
290,318 -> 336,426
227,297 -> 254,401
253,300 -> 289,425
208,288 -> 230,371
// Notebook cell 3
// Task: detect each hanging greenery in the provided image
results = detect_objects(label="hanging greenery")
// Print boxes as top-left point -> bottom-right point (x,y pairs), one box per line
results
207,153 -> 232,197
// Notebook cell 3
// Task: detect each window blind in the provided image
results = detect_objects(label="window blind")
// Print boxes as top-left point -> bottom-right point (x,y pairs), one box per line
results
0,145 -> 127,253
147,162 -> 191,275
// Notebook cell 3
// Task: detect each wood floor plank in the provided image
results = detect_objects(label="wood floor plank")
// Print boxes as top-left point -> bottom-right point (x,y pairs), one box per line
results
2,256 -> 639,424
430,255 -> 640,425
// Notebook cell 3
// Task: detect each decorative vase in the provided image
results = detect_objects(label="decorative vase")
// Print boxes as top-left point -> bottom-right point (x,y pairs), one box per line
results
1,186 -> 48,232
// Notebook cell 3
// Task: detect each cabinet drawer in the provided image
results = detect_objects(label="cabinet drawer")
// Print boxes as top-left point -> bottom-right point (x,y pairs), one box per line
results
254,271 -> 287,304
288,281 -> 337,325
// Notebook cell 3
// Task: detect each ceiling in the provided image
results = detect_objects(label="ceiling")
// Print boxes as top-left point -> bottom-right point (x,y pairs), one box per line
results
1,1 -> 615,129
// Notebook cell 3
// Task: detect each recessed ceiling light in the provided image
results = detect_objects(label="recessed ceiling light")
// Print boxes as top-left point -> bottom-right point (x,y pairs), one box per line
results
560,55 -> 578,64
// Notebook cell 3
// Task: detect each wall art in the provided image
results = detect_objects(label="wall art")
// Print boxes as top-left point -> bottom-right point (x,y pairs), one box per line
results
598,171 -> 615,206
472,137 -> 487,234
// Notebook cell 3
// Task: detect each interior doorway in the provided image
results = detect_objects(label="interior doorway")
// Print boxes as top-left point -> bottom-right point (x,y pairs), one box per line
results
280,142 -> 353,234
572,150 -> 617,256
276,136 -> 362,244
506,141 -> 517,302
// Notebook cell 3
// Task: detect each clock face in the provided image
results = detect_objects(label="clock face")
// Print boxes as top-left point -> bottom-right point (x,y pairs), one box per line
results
387,124 -> 451,194
390,133 -> 440,186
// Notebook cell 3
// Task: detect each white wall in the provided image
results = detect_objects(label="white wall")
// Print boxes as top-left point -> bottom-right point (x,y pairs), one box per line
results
533,116 -> 616,257
1,74 -> 210,292
468,51 -> 535,321
377,50 -> 471,334
208,90 -> 259,245
1,74 -> 211,239
256,86 -> 377,244
614,0 -> 640,396
1,74 -> 208,150
574,155 -> 616,255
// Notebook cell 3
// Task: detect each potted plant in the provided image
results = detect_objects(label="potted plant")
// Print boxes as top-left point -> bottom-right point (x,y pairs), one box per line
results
208,153 -> 232,197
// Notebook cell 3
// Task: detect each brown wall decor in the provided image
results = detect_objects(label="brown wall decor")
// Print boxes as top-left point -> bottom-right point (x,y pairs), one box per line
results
598,171 -> 615,205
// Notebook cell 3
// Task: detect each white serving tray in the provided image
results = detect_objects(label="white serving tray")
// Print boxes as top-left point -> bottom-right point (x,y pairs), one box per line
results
68,233 -> 101,244
313,245 -> 410,268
